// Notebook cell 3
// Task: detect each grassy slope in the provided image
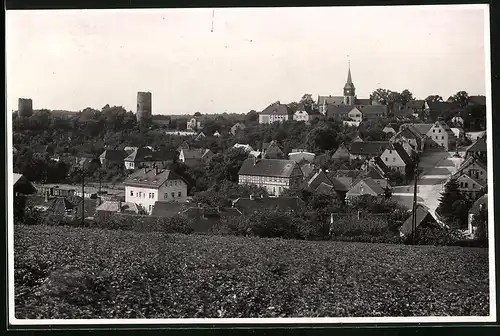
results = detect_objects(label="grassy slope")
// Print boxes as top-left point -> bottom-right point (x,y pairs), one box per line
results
14,225 -> 489,319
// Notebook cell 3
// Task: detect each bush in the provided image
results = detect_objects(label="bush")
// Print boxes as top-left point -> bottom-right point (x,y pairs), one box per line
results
330,215 -> 391,237
407,226 -> 465,246
160,215 -> 194,234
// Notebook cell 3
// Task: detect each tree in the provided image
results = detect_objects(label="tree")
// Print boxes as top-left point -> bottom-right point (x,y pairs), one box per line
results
193,112 -> 202,117
245,110 -> 258,125
287,102 -> 299,113
300,94 -> 316,111
436,178 -> 464,223
425,95 -> 444,103
306,126 -> 338,152
451,91 -> 470,108
400,89 -> 415,106
370,88 -> 391,105
472,204 -> 488,243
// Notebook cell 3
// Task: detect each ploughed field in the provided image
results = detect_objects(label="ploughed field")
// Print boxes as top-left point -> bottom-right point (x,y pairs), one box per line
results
14,225 -> 489,319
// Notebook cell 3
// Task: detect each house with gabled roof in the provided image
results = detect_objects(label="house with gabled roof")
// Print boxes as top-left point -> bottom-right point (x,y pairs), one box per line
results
293,103 -> 323,124
380,143 -> 414,174
453,156 -> 487,182
195,132 -> 206,141
307,169 -> 349,200
258,101 -> 293,124
345,177 -> 385,200
368,156 -> 392,177
349,141 -> 390,161
331,170 -> 361,188
383,123 -> 397,135
231,122 -> 246,136
357,164 -> 389,189
231,195 -> 304,214
95,200 -> 139,215
326,105 -> 353,120
331,143 -> 351,161
124,167 -> 188,214
178,148 -> 214,167
425,120 -> 457,151
124,147 -> 178,170
233,143 -> 254,152
358,105 -> 388,121
399,204 -> 438,237
212,130 -> 221,137
177,141 -> 190,152
423,101 -> 465,123
300,162 -> 316,179
262,140 -> 285,159
465,136 -> 487,161
13,173 -> 37,196
456,173 -> 486,198
99,149 -> 127,168
288,151 -> 315,163
238,158 -> 303,196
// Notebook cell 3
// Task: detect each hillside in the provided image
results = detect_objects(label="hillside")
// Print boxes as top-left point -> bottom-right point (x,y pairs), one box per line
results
14,225 -> 489,319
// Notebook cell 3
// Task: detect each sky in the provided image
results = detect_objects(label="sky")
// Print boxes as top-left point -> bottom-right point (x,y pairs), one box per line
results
6,5 -> 489,115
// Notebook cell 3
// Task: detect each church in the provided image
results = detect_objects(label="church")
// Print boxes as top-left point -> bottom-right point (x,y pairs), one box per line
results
317,65 -> 387,121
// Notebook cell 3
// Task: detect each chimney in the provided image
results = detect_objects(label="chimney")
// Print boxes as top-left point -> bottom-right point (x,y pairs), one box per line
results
250,194 -> 255,201
330,213 -> 334,225
253,156 -> 256,165
117,200 -> 122,213
45,190 -> 49,202
144,167 -> 147,174
155,166 -> 159,175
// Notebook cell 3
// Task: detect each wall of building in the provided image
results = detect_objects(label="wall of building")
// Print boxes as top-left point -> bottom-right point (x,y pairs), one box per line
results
125,179 -> 187,214
137,91 -> 152,123
18,98 -> 33,117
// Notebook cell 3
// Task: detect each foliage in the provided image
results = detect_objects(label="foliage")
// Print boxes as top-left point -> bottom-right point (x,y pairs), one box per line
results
191,181 -> 269,208
425,95 -> 444,103
450,91 -> 470,108
14,225 -> 489,318
409,226 -> 466,246
436,178 -> 469,228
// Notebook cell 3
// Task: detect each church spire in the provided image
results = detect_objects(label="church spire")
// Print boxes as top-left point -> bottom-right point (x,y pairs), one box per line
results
343,59 -> 355,105
344,60 -> 355,90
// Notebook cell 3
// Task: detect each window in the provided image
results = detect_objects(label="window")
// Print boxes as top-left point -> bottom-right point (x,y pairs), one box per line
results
464,182 -> 468,188
178,191 -> 182,197
442,136 -> 444,140
439,129 -> 441,133
164,193 -> 168,199
149,205 -> 152,212
389,150 -> 392,154
130,190 -> 134,196
433,129 -> 435,133
138,192 -> 142,197
171,192 -> 175,198
385,157 -> 388,161
393,157 -> 396,162
473,183 -> 476,189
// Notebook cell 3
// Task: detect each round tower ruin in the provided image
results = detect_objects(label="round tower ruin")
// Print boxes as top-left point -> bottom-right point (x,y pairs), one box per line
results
18,98 -> 33,118
136,91 -> 152,123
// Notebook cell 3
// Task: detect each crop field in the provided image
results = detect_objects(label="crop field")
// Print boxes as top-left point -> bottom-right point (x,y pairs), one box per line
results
14,225 -> 490,319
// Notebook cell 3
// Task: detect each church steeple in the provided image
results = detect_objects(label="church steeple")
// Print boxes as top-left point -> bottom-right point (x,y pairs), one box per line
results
343,60 -> 356,105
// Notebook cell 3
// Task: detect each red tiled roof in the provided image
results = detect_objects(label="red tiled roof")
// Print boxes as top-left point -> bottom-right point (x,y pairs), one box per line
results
238,158 -> 301,178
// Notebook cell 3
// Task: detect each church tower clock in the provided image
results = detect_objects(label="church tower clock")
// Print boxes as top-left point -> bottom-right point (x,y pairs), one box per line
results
343,63 -> 356,105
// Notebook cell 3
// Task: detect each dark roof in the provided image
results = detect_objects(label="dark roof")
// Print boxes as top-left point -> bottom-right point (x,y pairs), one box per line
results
263,141 -> 284,159
333,170 -> 361,179
400,205 -> 437,236
152,149 -> 178,161
407,123 -> 434,136
350,141 -> 390,156
347,178 -> 385,196
355,98 -> 371,105
344,67 -> 355,90
318,95 -> 345,106
13,174 -> 37,194
454,156 -> 487,177
360,165 -> 385,180
466,137 -> 487,153
49,197 -> 74,214
358,105 -> 387,116
371,157 -> 392,176
407,100 -> 425,109
468,95 -> 486,106
232,196 -> 304,214
468,194 -> 488,215
327,105 -> 353,115
391,143 -> 413,166
260,103 -> 293,116
124,147 -> 154,162
315,182 -> 334,194
300,163 -> 315,177
308,170 -> 332,191
181,148 -> 212,160
331,143 -> 350,160
238,158 -> 301,178
151,202 -> 186,218
124,168 -> 186,188
100,149 -> 127,161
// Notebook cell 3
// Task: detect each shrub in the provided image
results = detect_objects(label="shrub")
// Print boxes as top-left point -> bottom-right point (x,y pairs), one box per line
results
408,226 -> 466,246
330,215 -> 391,237
160,215 -> 194,234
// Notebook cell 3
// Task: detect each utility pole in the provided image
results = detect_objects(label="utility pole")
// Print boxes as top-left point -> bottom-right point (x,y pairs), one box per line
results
411,157 -> 420,245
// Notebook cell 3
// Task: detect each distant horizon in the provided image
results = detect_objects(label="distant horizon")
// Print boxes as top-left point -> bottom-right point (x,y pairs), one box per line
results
7,5 -> 489,115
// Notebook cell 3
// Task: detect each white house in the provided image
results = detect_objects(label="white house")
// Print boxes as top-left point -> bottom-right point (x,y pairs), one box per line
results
230,122 -> 246,135
293,104 -> 322,124
347,107 -> 363,122
456,173 -> 486,198
233,144 -> 254,152
258,102 -> 293,124
124,167 -> 188,214
379,143 -> 413,174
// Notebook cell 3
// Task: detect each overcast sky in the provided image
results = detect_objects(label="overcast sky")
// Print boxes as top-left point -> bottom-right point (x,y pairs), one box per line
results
6,5 -> 488,115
